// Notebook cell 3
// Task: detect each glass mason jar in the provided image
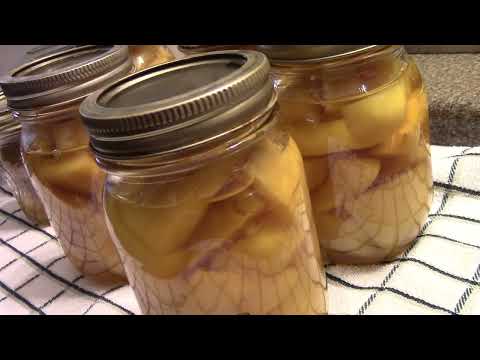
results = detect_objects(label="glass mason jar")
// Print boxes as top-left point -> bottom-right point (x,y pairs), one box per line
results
0,46 -> 133,283
80,51 -> 328,315
257,45 -> 433,265
128,45 -> 175,72
0,92 -> 48,225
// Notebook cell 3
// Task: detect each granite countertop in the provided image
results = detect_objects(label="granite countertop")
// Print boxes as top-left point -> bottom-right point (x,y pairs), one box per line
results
413,54 -> 480,146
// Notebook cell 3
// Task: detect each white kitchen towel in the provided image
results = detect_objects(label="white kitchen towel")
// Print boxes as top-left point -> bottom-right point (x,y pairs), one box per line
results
0,145 -> 479,315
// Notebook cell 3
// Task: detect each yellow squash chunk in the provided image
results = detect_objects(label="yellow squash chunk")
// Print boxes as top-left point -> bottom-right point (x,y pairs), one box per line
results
331,157 -> 381,199
310,157 -> 379,212
343,79 -> 407,146
31,150 -> 102,196
344,161 -> 432,249
303,157 -> 329,191
142,250 -> 193,279
107,195 -> 194,278
367,129 -> 420,160
245,137 -> 302,220
194,189 -> 265,243
377,139 -> 430,181
286,118 -> 380,157
310,178 -> 339,212
368,90 -> 428,159
209,169 -> 254,203
106,195 -> 149,261
314,211 -> 370,252
235,218 -> 295,259
193,152 -> 250,201
110,190 -> 208,256
39,183 -> 90,209
136,202 -> 207,255
151,152 -> 249,207
313,211 -> 342,245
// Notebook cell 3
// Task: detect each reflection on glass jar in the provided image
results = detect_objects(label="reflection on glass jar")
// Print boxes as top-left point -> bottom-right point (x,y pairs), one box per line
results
128,45 -> 175,72
258,45 -> 433,265
0,93 -> 48,225
0,46 -> 133,283
80,51 -> 328,314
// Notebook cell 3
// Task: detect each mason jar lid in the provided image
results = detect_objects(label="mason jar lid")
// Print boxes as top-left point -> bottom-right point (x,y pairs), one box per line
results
256,45 -> 389,64
0,92 -> 21,140
0,45 -> 133,110
80,50 -> 275,160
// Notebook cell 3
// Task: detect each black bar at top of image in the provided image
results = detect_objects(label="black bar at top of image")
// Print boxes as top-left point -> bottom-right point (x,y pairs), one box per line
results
1,6 -> 480,44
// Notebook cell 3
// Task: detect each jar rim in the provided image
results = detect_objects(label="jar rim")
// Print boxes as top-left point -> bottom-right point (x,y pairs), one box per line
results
258,45 -> 400,66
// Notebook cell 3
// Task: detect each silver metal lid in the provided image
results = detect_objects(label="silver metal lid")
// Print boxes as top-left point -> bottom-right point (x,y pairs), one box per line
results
80,50 -> 275,160
0,92 -> 21,139
0,45 -> 133,110
256,45 -> 387,64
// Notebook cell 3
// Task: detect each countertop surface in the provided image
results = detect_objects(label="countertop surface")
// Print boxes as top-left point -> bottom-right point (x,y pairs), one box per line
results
413,54 -> 480,146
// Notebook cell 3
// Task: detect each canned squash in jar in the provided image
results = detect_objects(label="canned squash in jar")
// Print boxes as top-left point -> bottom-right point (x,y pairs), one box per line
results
80,51 -> 328,315
0,46 -> 134,282
257,45 -> 433,265
0,92 -> 48,225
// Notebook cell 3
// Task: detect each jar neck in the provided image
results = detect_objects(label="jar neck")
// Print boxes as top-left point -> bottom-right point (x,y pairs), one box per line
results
11,99 -> 83,125
96,103 -> 279,181
270,45 -> 405,74
270,45 -> 409,102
